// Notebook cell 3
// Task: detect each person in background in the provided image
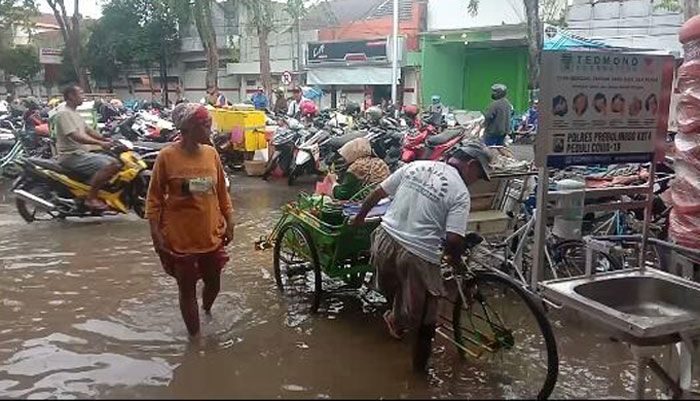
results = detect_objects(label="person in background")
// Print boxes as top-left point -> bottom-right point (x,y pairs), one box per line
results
251,87 -> 268,110
146,102 -> 234,339
352,142 -> 493,372
287,88 -> 305,118
429,95 -> 444,127
483,84 -> 513,146
55,85 -> 119,211
363,94 -> 373,112
328,137 -> 390,200
206,87 -> 227,108
22,97 -> 49,146
273,88 -> 288,115
519,99 -> 539,133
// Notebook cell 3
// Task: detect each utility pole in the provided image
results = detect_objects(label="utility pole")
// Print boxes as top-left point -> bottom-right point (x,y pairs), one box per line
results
390,0 -> 399,107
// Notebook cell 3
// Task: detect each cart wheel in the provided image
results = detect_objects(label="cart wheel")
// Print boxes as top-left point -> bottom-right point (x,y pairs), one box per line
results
274,222 -> 322,313
451,272 -> 558,399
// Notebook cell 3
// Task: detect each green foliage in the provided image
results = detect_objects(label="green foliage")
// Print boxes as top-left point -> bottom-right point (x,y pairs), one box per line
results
655,0 -> 683,12
0,0 -> 37,30
0,44 -> 40,83
465,0 -> 568,24
242,0 -> 275,34
86,0 -> 183,82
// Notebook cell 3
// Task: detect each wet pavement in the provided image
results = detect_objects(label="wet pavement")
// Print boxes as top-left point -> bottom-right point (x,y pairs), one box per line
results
0,174 -> 688,399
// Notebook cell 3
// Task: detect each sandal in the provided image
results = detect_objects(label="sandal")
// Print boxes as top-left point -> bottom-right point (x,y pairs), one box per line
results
383,310 -> 403,340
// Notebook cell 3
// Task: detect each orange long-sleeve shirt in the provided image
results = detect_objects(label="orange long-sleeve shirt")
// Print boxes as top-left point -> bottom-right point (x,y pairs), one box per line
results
145,144 -> 233,254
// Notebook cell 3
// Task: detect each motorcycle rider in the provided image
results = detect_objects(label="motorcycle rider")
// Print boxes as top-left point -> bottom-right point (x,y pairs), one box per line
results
429,95 -> 444,127
273,88 -> 288,115
55,85 -> 119,211
251,87 -> 269,110
483,84 -> 513,146
287,88 -> 306,118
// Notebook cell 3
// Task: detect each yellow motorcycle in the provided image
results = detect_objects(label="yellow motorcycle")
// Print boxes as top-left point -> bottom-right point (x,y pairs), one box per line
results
12,139 -> 150,222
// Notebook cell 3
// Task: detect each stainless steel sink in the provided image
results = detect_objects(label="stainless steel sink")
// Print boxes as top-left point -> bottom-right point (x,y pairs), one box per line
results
541,268 -> 700,341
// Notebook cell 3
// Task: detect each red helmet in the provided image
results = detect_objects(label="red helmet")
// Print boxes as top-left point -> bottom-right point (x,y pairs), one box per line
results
403,104 -> 419,118
300,99 -> 318,117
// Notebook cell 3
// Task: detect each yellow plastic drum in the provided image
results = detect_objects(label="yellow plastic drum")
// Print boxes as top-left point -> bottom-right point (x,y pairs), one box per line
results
211,109 -> 267,152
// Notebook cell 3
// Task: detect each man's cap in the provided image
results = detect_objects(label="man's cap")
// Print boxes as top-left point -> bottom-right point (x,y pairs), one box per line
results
452,142 -> 493,181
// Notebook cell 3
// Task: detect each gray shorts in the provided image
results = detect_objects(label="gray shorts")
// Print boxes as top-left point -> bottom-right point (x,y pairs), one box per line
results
59,152 -> 119,180
371,227 -> 443,331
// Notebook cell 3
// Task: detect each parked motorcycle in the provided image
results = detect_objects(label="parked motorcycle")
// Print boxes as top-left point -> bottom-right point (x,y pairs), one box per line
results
12,139 -> 150,222
401,115 -> 484,163
288,126 -> 331,186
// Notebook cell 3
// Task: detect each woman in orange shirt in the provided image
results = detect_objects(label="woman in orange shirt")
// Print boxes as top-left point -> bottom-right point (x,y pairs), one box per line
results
146,103 -> 234,338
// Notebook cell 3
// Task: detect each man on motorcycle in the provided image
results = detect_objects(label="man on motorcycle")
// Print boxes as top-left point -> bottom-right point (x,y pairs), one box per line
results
352,142 -> 492,372
483,84 -> 513,146
273,88 -> 288,115
287,88 -> 306,118
251,87 -> 269,110
55,85 -> 119,211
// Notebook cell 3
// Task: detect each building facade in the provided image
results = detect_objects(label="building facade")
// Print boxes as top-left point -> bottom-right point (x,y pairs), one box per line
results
303,0 -> 425,109
420,0 -> 529,113
566,0 -> 684,58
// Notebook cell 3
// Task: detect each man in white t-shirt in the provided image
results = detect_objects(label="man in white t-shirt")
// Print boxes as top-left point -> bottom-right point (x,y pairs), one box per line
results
353,142 -> 492,371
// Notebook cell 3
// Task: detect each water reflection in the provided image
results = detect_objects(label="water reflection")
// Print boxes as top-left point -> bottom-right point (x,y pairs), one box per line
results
0,175 -> 688,398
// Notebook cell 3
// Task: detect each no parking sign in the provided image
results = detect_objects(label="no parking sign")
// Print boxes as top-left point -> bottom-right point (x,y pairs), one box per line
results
282,71 -> 292,86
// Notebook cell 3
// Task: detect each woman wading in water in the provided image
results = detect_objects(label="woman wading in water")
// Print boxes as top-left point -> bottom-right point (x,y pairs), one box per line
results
146,103 -> 234,338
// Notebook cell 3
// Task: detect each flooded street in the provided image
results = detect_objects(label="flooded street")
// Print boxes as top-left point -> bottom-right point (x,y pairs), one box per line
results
0,175 -> 681,398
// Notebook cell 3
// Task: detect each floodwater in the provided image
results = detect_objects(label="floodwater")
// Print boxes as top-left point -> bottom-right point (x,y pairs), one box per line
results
0,175 -> 690,399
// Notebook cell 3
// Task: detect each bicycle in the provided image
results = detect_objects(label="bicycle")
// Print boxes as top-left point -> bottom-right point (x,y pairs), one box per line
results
429,232 -> 559,399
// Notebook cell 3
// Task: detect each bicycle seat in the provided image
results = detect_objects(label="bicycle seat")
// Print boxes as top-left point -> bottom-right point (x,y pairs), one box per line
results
426,129 -> 462,147
464,232 -> 484,249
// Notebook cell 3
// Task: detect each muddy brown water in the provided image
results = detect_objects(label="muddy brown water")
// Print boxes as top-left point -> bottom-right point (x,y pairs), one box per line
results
0,175 -> 686,398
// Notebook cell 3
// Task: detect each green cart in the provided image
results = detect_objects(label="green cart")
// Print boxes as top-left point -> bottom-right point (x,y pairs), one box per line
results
256,191 -> 559,399
256,191 -> 382,313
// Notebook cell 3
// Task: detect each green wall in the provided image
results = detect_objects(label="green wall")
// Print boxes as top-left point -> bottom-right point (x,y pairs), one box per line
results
421,40 -> 466,109
464,47 -> 528,113
421,38 -> 529,114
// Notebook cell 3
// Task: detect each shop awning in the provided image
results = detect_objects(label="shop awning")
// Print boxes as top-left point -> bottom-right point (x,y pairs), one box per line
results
307,66 -> 395,85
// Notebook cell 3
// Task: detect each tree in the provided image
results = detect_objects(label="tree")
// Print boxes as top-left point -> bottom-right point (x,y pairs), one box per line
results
242,0 -> 275,97
191,0 -> 219,90
45,0 -> 90,91
0,44 -> 40,94
656,0 -> 698,20
0,0 -> 38,93
285,0 -> 307,72
0,0 -> 37,43
87,0 -> 182,101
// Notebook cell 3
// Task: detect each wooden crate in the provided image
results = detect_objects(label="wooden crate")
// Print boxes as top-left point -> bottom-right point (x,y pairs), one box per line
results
468,210 -> 511,236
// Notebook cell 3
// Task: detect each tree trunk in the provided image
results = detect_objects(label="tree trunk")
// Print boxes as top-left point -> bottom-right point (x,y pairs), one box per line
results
27,81 -> 34,95
258,27 -> 272,99
524,0 -> 542,96
160,45 -> 169,105
684,0 -> 699,21
194,0 -> 219,90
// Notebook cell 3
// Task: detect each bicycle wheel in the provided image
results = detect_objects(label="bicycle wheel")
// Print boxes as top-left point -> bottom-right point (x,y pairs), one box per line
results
452,272 -> 558,399
273,223 -> 322,314
549,239 -> 622,279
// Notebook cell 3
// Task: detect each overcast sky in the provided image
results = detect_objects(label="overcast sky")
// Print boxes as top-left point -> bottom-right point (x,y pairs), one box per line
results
39,0 -> 104,19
